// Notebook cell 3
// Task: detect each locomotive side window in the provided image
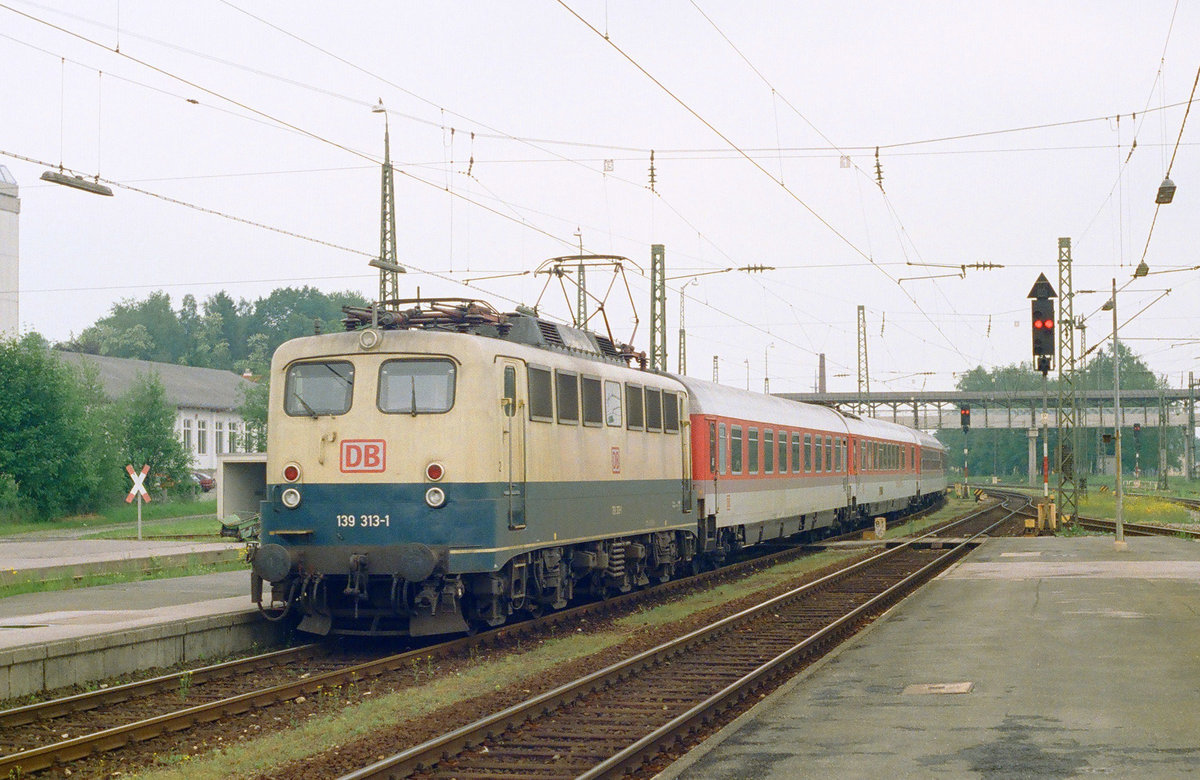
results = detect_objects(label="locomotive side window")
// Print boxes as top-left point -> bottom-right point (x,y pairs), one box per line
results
527,366 -> 553,422
555,371 -> 579,424
719,423 -> 728,475
645,388 -> 663,432
662,392 -> 679,433
581,376 -> 603,427
804,433 -> 813,472
502,366 -> 517,418
791,433 -> 801,473
379,360 -> 456,414
286,360 -> 354,417
604,380 -> 622,426
763,430 -> 774,474
626,384 -> 645,430
731,425 -> 743,474
748,428 -> 759,474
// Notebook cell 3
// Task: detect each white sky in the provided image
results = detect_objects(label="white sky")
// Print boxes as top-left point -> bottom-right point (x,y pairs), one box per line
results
2,1 -> 1198,393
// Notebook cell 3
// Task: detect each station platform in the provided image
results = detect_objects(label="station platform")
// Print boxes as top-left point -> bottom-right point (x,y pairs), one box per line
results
662,535 -> 1200,779
0,538 -> 283,700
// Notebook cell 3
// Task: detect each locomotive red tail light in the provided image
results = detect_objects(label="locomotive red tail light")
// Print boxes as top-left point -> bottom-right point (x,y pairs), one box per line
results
283,463 -> 301,482
426,462 -> 445,482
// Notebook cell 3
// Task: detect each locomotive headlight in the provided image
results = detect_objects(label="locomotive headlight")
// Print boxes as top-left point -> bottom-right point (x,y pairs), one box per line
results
424,486 -> 446,508
280,487 -> 302,509
358,328 -> 381,350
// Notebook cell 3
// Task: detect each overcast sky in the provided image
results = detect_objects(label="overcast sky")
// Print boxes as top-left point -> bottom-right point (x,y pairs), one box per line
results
2,1 -> 1197,393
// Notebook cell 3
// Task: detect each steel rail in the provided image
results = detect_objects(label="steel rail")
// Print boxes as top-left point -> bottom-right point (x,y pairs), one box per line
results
984,487 -> 1198,540
336,503 -> 1019,780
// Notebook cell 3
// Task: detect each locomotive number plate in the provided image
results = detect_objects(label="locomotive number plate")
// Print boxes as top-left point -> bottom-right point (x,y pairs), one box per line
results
336,514 -> 391,528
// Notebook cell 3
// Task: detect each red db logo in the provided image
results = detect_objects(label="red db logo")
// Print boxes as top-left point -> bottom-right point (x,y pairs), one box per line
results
341,440 -> 386,473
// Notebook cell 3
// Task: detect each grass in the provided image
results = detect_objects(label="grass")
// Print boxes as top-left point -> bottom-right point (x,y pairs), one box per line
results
132,549 -> 862,780
82,515 -> 226,539
0,556 -> 248,600
1076,493 -> 1196,525
0,497 -> 220,538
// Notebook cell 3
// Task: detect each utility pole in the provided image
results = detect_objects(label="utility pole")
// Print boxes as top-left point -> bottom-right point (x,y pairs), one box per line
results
649,244 -> 666,371
372,102 -> 403,316
1158,391 -> 1169,490
1189,371 -> 1196,481
856,305 -> 870,415
1056,238 -> 1079,522
678,279 -> 698,375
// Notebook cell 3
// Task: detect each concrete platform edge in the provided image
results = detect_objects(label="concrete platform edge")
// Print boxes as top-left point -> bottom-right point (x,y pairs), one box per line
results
652,574 -> 916,780
0,608 -> 288,700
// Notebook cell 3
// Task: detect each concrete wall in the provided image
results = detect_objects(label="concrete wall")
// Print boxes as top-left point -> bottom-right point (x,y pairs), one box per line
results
0,166 -> 18,338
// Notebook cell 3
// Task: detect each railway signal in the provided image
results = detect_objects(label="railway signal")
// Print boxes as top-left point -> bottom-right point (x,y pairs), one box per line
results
1028,273 -> 1058,375
960,406 -> 971,432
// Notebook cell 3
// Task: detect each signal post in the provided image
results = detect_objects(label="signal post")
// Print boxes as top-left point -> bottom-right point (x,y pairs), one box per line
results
1030,274 -> 1057,529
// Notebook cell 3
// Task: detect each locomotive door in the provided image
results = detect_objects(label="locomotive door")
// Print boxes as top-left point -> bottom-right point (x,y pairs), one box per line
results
501,361 -> 526,530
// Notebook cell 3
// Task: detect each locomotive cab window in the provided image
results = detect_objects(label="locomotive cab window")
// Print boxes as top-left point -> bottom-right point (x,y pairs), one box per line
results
528,366 -> 553,422
379,359 -> 456,414
555,370 -> 579,424
285,360 -> 354,417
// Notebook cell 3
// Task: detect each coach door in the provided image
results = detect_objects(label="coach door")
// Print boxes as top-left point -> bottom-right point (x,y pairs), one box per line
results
706,417 -> 721,514
501,361 -> 526,529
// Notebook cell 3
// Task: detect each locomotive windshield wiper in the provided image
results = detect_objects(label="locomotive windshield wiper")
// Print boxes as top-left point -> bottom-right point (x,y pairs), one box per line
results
292,391 -> 319,418
323,363 -> 352,385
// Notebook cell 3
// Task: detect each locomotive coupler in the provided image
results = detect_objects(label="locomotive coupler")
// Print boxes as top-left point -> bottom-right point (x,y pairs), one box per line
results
344,554 -> 370,601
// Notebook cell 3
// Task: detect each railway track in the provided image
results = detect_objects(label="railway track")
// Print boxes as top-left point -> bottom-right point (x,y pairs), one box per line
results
982,487 -> 1200,540
0,500 -> 959,777
334,498 -> 1026,780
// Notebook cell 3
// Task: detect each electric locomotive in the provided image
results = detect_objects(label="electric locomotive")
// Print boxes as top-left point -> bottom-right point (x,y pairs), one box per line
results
249,298 -> 945,637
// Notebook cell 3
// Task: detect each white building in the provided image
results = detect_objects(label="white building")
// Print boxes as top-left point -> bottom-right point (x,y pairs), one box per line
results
0,166 -> 18,338
55,351 -> 258,472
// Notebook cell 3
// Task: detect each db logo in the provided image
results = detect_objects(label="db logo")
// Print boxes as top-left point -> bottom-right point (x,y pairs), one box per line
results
341,440 -> 386,473
611,446 -> 621,474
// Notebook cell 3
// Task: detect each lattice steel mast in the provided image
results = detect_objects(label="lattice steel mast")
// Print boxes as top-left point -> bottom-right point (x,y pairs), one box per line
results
1055,238 -> 1079,522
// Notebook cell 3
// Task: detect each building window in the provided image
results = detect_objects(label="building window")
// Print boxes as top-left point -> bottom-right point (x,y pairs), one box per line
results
229,421 -> 241,453
215,421 -> 225,455
182,418 -> 193,452
197,419 -> 208,455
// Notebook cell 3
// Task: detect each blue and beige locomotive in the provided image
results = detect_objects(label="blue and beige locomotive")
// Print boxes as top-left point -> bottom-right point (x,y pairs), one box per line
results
249,298 -> 945,637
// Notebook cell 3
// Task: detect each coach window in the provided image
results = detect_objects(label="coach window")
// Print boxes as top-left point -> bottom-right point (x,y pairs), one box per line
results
748,428 -> 760,474
731,425 -> 743,474
581,376 -> 603,427
604,380 -> 622,427
527,366 -> 553,422
778,431 -> 788,474
286,360 -> 355,416
825,436 -> 833,473
555,371 -> 579,424
791,432 -> 801,473
645,388 -> 663,432
719,423 -> 728,475
804,433 -> 813,472
834,438 -> 841,472
763,430 -> 774,473
626,384 -> 645,430
663,391 -> 680,433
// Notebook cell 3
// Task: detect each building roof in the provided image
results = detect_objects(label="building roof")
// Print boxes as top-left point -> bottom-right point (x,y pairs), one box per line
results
55,350 -> 255,412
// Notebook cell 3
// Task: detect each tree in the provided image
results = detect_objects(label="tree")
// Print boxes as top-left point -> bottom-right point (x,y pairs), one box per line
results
0,335 -> 116,517
108,373 -> 193,494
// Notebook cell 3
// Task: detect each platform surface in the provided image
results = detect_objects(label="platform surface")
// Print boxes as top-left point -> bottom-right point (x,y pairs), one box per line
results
664,535 -> 1200,779
0,537 -> 251,653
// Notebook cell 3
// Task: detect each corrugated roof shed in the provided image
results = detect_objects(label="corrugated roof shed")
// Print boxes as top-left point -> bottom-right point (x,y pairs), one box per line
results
55,351 -> 255,411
